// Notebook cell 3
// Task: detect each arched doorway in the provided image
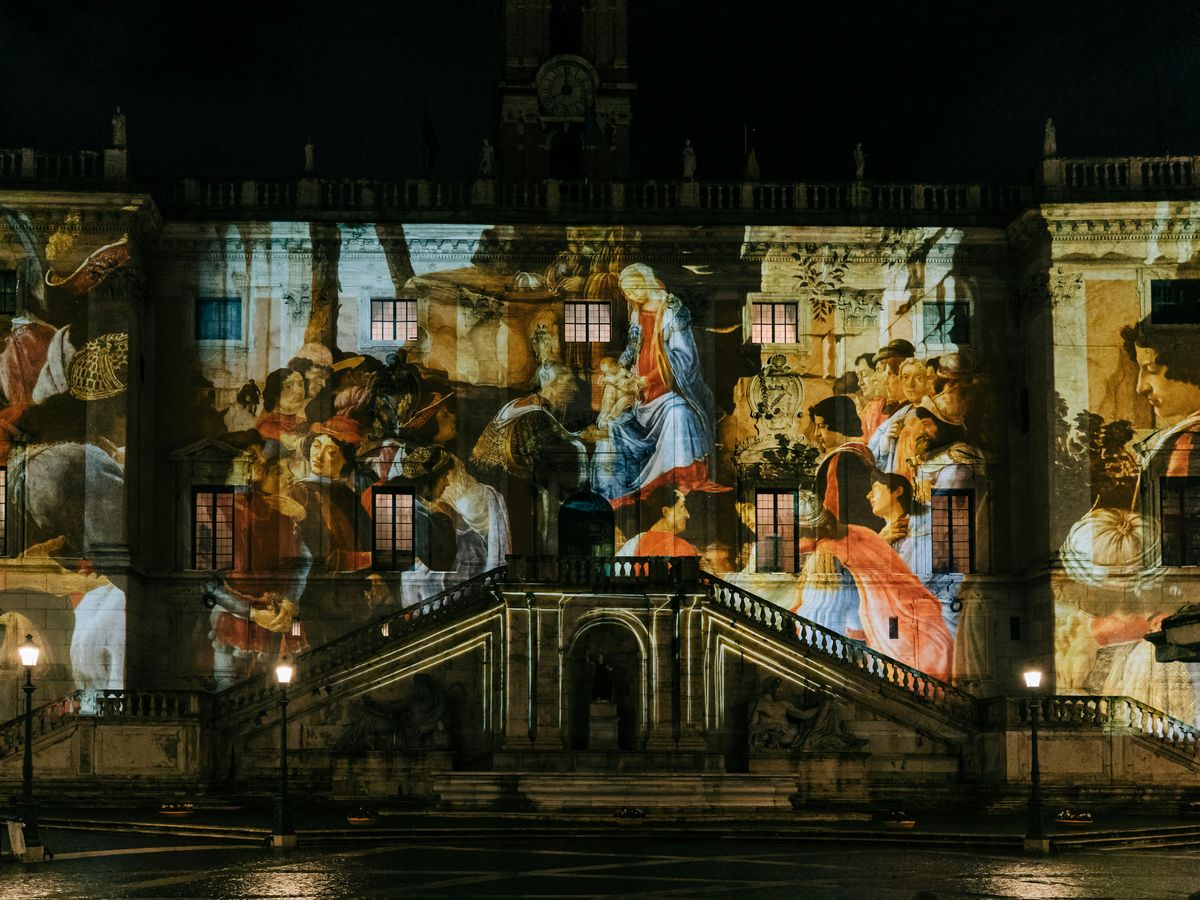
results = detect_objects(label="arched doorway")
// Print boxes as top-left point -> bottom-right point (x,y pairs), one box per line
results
567,622 -> 642,751
558,488 -> 614,557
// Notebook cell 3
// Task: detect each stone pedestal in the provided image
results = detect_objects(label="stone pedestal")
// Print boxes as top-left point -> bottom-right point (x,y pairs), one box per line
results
749,751 -> 870,805
588,701 -> 619,750
330,750 -> 453,799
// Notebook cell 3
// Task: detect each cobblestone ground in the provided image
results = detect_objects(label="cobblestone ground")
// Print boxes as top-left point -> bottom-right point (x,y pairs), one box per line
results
5,833 -> 1200,899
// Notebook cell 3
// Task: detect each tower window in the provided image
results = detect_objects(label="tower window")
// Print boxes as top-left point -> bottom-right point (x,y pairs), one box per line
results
922,301 -> 970,345
563,301 -> 611,343
1150,280 -> 1200,325
0,270 -> 16,316
193,487 -> 236,570
370,299 -> 418,342
1161,477 -> 1200,565
373,488 -> 415,571
195,297 -> 242,341
751,302 -> 798,344
755,491 -> 798,574
931,489 -> 975,574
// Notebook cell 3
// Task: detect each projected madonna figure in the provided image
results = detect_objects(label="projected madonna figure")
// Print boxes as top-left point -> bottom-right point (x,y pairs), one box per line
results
591,263 -> 723,506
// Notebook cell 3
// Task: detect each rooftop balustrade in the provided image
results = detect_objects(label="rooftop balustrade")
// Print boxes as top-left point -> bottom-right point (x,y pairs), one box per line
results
6,143 -> 1200,219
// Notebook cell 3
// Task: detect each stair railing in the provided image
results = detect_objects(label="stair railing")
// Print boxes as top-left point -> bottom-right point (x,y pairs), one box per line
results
700,571 -> 984,721
212,565 -> 509,722
1014,694 -> 1198,760
0,689 -> 203,760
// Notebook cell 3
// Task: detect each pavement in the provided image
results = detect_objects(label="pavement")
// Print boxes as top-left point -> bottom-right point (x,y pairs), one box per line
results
6,798 -> 1200,854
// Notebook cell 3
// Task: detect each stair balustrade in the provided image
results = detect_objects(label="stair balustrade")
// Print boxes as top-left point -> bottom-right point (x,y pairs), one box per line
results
0,689 -> 202,760
700,571 -> 984,721
211,565 -> 509,723
1013,694 -> 1198,760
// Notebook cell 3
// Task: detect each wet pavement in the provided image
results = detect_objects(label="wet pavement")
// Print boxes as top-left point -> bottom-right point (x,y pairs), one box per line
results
5,832 -> 1200,899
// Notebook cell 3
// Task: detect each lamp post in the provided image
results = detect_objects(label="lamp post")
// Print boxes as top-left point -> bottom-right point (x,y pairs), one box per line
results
17,634 -> 44,861
271,655 -> 297,849
1022,668 -> 1049,854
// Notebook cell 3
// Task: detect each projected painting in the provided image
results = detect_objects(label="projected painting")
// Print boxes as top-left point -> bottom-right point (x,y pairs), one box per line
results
1049,267 -> 1200,724
159,221 -> 1007,693
0,206 -> 133,718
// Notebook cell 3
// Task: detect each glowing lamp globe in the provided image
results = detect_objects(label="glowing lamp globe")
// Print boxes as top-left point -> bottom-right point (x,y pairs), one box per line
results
1023,669 -> 1042,690
274,657 -> 294,685
18,634 -> 39,668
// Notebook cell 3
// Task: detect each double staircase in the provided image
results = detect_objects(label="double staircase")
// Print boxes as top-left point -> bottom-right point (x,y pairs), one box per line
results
3,557 -> 1198,814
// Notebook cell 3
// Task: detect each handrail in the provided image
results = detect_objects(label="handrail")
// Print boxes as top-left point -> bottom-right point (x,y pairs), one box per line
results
1011,694 -> 1198,760
0,689 -> 203,760
211,565 -> 509,722
699,571 -> 984,721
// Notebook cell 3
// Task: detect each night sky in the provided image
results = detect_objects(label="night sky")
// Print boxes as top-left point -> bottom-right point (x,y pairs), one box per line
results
2,0 -> 1198,185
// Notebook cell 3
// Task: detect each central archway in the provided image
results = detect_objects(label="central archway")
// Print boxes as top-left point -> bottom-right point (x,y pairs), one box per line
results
566,621 -> 643,751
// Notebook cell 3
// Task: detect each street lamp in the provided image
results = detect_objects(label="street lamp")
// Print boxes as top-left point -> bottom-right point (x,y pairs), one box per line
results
17,634 -> 44,861
1022,668 -> 1049,854
271,655 -> 297,848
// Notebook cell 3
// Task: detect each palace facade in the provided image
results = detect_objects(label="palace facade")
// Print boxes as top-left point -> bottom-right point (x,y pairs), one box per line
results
0,2 -> 1197,810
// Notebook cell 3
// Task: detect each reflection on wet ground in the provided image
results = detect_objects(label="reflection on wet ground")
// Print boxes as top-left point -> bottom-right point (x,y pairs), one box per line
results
5,835 -> 1200,899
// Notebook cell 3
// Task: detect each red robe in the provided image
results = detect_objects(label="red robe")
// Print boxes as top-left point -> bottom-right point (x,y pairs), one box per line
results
800,525 -> 953,680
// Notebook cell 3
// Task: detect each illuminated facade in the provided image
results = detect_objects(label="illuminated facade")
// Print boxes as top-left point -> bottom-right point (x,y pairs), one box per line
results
0,1 -> 1198,805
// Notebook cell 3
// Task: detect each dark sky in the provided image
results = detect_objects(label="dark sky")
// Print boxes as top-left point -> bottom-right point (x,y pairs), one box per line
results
2,0 -> 1197,184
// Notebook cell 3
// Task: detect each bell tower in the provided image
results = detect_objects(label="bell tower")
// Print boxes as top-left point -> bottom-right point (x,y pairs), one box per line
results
496,0 -> 635,181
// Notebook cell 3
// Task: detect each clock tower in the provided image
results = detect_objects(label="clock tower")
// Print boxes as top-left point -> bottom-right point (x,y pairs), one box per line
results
496,0 -> 635,181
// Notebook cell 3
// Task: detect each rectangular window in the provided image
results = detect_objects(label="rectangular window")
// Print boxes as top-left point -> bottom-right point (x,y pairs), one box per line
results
195,297 -> 242,341
0,270 -> 16,316
373,488 -> 415,571
931,489 -> 975,574
751,302 -> 798,344
755,491 -> 797,574
563,301 -> 611,343
193,487 -> 235,570
922,301 -> 970,345
1010,616 -> 1022,641
370,298 -> 418,342
1150,279 -> 1200,325
1160,477 -> 1200,565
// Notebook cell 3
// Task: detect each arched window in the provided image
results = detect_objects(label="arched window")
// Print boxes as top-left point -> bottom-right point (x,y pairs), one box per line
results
558,488 -> 614,557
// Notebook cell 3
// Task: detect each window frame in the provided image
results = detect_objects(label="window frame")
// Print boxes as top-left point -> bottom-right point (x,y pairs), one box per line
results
749,301 -> 800,345
372,486 -> 416,572
1149,278 -> 1200,326
920,299 -> 971,348
369,297 -> 419,344
931,488 -> 975,574
754,489 -> 799,574
1160,476 -> 1200,566
562,300 -> 612,344
192,486 -> 237,571
193,296 -> 244,343
0,270 -> 17,317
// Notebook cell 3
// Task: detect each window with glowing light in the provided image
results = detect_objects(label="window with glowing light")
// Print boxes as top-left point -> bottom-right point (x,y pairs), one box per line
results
563,301 -> 611,343
751,302 -> 798,344
755,491 -> 798,574
193,487 -> 236,570
373,488 -> 415,571
931,489 -> 974,574
370,299 -> 418,342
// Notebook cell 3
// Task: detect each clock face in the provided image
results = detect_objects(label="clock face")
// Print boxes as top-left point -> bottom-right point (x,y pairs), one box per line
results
537,57 -> 594,118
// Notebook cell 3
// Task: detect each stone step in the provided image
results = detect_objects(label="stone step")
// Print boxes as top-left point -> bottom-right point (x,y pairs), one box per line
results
431,772 -> 868,813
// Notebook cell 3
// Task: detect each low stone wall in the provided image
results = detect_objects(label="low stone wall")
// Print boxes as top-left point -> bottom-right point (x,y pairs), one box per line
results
0,718 -> 202,792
